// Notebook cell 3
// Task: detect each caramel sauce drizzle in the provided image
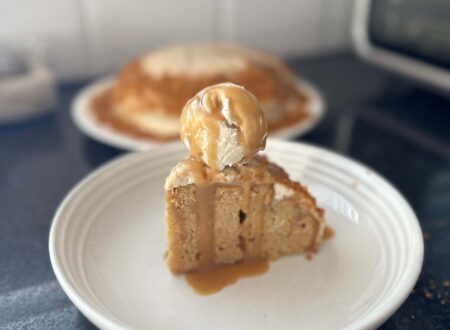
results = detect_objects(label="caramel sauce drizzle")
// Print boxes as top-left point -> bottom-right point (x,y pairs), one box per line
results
179,155 -> 272,270
176,158 -> 216,268
181,158 -> 207,184
196,184 -> 216,268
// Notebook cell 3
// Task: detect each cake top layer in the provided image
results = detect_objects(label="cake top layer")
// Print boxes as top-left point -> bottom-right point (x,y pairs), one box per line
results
165,155 -> 324,219
166,155 -> 273,188
179,83 -> 268,171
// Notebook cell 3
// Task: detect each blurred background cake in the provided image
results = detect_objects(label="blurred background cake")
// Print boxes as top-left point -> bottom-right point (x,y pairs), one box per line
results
91,44 -> 310,140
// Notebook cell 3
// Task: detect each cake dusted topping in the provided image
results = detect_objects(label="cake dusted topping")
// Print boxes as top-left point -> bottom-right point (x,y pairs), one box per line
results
179,83 -> 268,171
141,44 -> 248,78
273,182 -> 295,200
165,156 -> 270,190
165,155 -> 273,187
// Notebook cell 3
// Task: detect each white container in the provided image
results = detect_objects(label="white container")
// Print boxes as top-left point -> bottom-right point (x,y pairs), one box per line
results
0,42 -> 56,123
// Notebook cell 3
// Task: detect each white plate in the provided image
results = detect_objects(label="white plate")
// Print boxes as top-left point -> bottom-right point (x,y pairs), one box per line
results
49,140 -> 423,330
71,76 -> 325,151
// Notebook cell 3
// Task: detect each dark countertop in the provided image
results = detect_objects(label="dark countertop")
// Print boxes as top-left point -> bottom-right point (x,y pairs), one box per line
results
1,53 -> 449,329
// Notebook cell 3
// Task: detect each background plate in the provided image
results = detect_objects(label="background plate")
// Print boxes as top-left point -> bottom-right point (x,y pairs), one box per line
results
71,76 -> 325,151
49,140 -> 423,330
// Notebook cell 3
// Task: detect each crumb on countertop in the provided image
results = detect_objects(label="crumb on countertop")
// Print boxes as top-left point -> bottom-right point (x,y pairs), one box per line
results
424,288 -> 434,300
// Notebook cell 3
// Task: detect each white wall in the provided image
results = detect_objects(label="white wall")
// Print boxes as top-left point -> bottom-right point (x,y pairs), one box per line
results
0,0 -> 354,81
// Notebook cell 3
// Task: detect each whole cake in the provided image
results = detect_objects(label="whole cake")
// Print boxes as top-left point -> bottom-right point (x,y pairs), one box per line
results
91,44 -> 310,141
165,83 -> 324,273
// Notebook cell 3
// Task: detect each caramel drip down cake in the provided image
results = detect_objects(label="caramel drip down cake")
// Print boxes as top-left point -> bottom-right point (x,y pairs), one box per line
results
165,83 -> 324,273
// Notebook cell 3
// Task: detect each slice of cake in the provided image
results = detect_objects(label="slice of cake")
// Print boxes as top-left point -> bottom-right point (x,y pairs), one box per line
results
165,83 -> 324,274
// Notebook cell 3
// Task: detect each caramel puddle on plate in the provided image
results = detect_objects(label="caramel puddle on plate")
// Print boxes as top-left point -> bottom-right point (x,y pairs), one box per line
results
323,226 -> 335,241
186,259 -> 269,295
185,227 -> 333,295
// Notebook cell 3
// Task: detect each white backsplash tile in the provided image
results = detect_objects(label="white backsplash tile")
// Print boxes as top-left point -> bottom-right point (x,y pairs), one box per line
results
81,0 -> 216,75
225,0 -> 322,57
214,0 -> 354,57
0,0 -> 353,80
319,0 -> 354,52
0,0 -> 89,80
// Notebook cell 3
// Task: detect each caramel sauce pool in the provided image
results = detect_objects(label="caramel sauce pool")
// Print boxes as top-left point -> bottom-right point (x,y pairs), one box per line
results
186,259 -> 269,295
185,228 -> 334,295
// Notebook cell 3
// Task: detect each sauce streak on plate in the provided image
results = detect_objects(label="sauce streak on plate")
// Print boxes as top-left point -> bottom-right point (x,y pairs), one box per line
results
186,259 -> 269,295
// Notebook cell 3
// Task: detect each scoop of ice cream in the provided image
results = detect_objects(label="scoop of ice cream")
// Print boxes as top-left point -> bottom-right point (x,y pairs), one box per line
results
179,82 -> 268,171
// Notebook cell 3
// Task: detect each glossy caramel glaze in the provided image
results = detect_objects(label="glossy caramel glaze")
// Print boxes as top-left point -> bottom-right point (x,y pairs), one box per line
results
186,259 -> 269,295
179,83 -> 267,171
